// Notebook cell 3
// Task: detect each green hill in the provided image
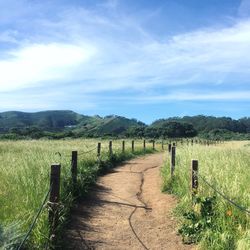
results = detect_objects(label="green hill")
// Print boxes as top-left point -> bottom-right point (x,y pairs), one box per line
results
0,111 -> 249,140
0,111 -> 144,137
74,115 -> 144,137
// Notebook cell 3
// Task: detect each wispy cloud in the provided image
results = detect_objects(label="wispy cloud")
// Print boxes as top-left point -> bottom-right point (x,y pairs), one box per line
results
238,0 -> 250,17
134,91 -> 250,103
0,0 -> 250,115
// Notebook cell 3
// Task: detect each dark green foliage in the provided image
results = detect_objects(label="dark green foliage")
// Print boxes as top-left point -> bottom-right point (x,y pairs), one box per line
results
152,115 -> 250,134
149,121 -> 197,138
152,116 -> 250,140
179,196 -> 217,244
125,125 -> 146,138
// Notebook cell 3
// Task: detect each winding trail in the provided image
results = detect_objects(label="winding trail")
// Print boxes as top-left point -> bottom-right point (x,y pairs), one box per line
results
65,153 -> 194,250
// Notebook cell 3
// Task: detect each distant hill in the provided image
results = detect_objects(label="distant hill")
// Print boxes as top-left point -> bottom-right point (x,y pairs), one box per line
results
151,115 -> 250,133
0,111 -> 249,140
150,115 -> 250,140
74,115 -> 144,137
0,110 -> 84,132
0,111 -> 145,137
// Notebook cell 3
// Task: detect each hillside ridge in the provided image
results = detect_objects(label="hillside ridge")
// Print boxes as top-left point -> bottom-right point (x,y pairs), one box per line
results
0,110 -> 249,139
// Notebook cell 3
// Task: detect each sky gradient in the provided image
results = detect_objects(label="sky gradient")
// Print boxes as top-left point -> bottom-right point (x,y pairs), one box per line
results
0,0 -> 250,123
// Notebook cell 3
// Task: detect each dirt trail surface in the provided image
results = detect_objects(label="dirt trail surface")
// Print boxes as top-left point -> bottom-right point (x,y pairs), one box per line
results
65,153 -> 194,250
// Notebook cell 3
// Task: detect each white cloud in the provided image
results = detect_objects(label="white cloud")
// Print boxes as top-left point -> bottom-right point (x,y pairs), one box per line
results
1,3 -> 250,107
65,15 -> 250,93
0,43 -> 97,91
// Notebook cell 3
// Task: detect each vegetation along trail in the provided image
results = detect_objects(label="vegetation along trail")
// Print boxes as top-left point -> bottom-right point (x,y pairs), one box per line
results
66,153 -> 194,250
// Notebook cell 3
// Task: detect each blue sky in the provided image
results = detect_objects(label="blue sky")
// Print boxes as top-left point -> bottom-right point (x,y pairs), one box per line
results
0,0 -> 250,123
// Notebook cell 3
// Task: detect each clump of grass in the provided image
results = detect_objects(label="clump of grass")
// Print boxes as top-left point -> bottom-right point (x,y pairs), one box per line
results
162,141 -> 250,249
0,222 -> 23,250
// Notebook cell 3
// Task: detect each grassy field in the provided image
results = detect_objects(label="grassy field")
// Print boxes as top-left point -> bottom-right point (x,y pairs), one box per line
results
0,139 -> 157,249
162,141 -> 250,250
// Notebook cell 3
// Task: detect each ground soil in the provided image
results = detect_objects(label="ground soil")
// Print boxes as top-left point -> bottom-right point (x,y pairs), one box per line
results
65,153 -> 195,250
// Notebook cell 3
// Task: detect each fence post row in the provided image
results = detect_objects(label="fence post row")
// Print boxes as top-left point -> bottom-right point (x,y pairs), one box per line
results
109,141 -> 113,156
122,140 -> 125,153
132,140 -> 134,153
191,160 -> 198,199
49,164 -> 61,244
170,146 -> 176,178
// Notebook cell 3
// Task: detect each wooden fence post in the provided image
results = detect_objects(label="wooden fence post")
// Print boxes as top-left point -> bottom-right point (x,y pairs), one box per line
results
168,143 -> 171,154
162,140 -> 164,150
170,146 -> 176,178
143,139 -> 146,151
132,140 -> 134,153
191,160 -> 198,198
97,142 -> 101,159
109,141 -> 113,156
153,140 -> 155,150
122,140 -> 125,153
71,151 -> 77,185
49,164 -> 61,244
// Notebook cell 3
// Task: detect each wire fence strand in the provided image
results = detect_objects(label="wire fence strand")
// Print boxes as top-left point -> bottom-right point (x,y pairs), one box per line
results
198,173 -> 250,215
55,146 -> 98,160
78,146 -> 98,156
18,185 -> 52,250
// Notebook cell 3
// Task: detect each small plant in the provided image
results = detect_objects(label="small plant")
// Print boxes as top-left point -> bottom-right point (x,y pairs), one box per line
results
179,196 -> 216,244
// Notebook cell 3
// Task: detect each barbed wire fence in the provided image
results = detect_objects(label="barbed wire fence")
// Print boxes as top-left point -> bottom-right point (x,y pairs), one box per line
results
15,138 -> 223,249
198,173 -> 250,215
167,142 -> 250,218
16,139 -> 164,249
17,185 -> 52,250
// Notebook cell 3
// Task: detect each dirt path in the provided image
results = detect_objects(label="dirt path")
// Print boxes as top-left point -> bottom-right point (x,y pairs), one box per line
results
65,153 -> 194,250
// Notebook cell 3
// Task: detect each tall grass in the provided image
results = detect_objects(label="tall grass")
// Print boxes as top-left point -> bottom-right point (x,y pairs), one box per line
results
0,139 -> 157,249
162,141 -> 250,249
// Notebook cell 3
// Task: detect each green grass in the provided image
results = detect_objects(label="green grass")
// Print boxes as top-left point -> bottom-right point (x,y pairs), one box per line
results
0,139 -> 158,249
162,141 -> 250,250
